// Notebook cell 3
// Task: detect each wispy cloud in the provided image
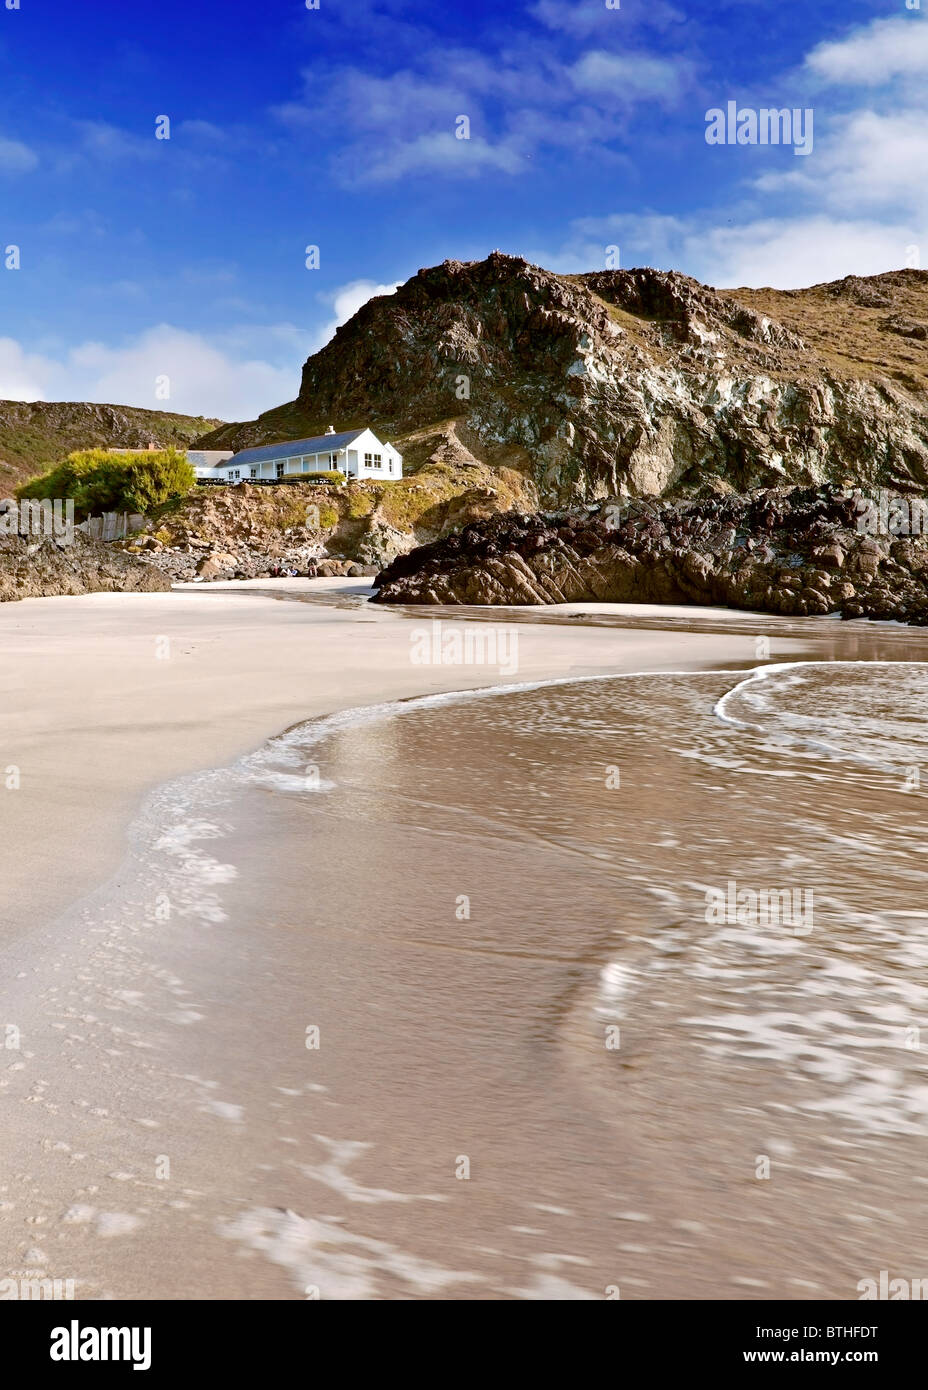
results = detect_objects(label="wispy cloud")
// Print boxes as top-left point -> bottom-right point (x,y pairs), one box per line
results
74,120 -> 159,165
752,16 -> 928,226
0,135 -> 38,174
58,117 -> 276,178
806,14 -> 928,86
754,109 -> 928,221
529,0 -> 685,40
535,13 -> 928,288
278,22 -> 696,187
569,49 -> 689,101
338,131 -> 526,185
544,210 -> 917,288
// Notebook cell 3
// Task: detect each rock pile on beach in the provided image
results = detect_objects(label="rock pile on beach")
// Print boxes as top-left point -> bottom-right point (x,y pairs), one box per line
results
373,486 -> 928,624
0,531 -> 171,602
138,539 -> 376,584
121,479 -> 426,583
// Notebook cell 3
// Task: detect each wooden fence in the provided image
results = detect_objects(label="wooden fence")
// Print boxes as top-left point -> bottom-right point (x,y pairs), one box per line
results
78,513 -> 147,542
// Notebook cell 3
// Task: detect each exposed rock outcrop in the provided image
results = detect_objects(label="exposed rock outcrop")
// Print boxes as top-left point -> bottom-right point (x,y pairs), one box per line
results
198,255 -> 928,506
0,532 -> 172,602
133,468 -> 528,582
373,487 -> 928,625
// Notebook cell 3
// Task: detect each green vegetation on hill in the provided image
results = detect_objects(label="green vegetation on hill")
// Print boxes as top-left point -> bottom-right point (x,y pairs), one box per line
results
18,449 -> 196,518
0,400 -> 221,492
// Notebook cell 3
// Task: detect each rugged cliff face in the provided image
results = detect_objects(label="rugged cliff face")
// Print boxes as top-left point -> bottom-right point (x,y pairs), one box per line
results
199,254 -> 928,505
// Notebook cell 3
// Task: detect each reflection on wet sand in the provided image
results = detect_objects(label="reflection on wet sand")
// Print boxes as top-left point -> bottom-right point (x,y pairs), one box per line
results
194,620 -> 928,1298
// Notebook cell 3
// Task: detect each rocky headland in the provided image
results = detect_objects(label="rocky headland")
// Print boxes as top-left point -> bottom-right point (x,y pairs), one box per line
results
373,487 -> 928,625
201,254 -> 928,506
6,256 -> 928,609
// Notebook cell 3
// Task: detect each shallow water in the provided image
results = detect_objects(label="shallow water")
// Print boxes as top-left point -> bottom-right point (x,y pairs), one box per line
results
127,657 -> 928,1295
4,617 -> 928,1299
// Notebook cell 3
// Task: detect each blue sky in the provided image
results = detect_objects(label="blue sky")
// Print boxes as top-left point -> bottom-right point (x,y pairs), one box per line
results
0,0 -> 924,419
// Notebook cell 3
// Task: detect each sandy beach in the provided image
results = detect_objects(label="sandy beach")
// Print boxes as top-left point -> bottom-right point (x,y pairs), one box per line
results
0,580 -> 797,947
1,580 -> 926,1300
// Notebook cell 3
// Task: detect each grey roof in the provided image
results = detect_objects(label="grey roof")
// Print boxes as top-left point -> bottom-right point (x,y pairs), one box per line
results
230,431 -> 366,466
188,450 -> 233,465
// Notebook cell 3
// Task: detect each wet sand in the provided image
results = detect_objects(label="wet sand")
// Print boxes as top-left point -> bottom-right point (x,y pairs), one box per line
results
1,580 -> 926,1299
0,580 -> 803,946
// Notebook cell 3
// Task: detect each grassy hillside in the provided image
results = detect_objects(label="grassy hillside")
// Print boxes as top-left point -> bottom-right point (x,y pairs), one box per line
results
0,400 -> 223,492
725,270 -> 928,394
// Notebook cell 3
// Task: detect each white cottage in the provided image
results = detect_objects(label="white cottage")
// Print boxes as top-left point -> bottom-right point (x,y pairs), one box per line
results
199,428 -> 402,484
188,450 -> 234,477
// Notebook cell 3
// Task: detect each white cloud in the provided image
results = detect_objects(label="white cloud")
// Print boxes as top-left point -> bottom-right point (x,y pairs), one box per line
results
281,22 -> 694,187
345,131 -> 526,184
569,49 -> 688,101
542,211 -> 919,289
692,216 -> 918,288
529,0 -> 684,38
0,326 -> 304,420
535,12 -> 928,290
0,338 -> 51,400
773,17 -> 928,227
0,136 -> 38,173
313,279 -> 402,349
177,119 -> 226,141
327,69 -> 476,129
75,121 -> 157,164
806,15 -> 928,86
755,109 -> 928,219
529,0 -> 623,37
60,117 -> 269,178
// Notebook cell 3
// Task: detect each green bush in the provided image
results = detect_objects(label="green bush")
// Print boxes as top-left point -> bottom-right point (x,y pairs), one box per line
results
17,448 -> 196,517
303,471 -> 344,483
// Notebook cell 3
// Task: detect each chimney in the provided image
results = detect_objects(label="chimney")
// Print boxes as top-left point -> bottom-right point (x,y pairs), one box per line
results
325,425 -> 335,434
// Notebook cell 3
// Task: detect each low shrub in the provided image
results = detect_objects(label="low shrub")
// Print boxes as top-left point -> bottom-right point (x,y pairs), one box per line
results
347,489 -> 375,519
18,448 -> 195,517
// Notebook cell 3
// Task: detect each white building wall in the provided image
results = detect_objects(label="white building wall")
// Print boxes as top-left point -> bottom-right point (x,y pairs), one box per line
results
188,450 -> 234,478
350,429 -> 403,479
199,431 -> 402,483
